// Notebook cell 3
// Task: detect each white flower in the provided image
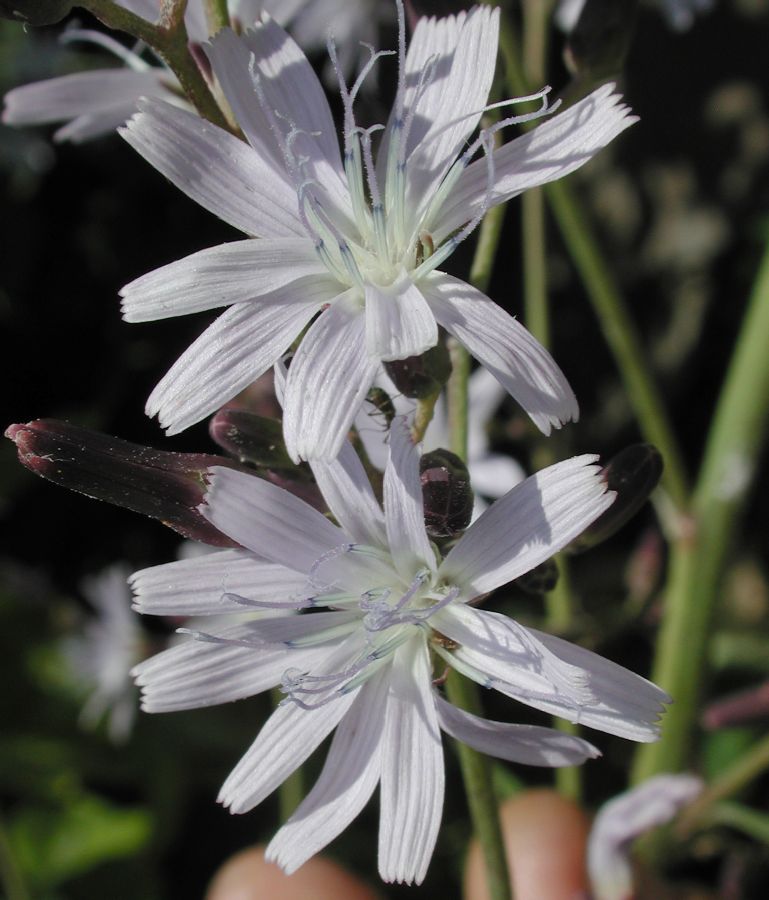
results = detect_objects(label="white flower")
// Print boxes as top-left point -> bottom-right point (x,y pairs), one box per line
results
131,419 -> 669,883
63,564 -> 143,743
588,774 -> 704,900
1,0 -> 263,142
119,4 -> 636,460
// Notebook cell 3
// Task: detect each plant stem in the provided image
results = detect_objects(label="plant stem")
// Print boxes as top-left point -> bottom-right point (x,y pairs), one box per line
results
446,671 -> 513,900
79,0 -> 231,131
496,11 -> 690,514
634,236 -> 769,781
544,178 -> 690,512
0,814 -> 29,900
443,184 -> 512,900
205,0 -> 230,34
676,732 -> 769,837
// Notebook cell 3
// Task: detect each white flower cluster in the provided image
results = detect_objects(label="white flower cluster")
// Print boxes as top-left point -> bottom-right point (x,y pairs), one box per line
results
4,0 -> 671,885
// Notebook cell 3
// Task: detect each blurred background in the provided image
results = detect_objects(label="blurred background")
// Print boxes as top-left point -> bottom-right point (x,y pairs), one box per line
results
2,0 -> 769,896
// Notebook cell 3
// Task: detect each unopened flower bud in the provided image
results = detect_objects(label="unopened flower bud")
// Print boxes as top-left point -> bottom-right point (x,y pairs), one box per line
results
563,0 -> 638,81
568,443 -> 663,553
385,341 -> 451,400
514,559 -> 560,595
209,409 -> 296,471
6,419 -> 240,547
420,449 -> 474,539
0,0 -> 73,25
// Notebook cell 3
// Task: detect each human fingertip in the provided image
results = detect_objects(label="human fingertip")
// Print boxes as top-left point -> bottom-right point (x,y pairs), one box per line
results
206,845 -> 382,900
464,788 -> 591,900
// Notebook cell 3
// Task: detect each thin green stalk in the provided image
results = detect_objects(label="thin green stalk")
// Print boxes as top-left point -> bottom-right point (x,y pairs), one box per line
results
496,10 -> 690,514
413,390 -> 441,444
676,732 -> 769,837
522,189 -> 550,346
205,0 -> 229,34
443,191 -> 512,900
544,178 -> 689,512
0,814 -> 29,900
446,671 -> 513,900
79,0 -> 232,131
634,237 -> 769,781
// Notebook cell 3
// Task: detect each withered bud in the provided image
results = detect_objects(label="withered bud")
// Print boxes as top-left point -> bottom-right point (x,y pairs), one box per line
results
385,341 -> 451,399
568,443 -> 663,554
514,559 -> 560,595
0,0 -> 73,25
564,0 -> 638,80
6,419 -> 240,547
209,409 -> 296,471
420,449 -> 474,539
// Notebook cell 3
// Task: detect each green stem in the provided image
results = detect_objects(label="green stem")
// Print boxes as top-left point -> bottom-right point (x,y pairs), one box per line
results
205,0 -> 230,34
544,178 -> 690,512
79,0 -> 232,131
634,237 -> 769,781
676,732 -> 769,837
496,11 -> 689,514
446,671 -> 513,900
0,814 -> 29,900
412,390 -> 441,444
447,338 -> 471,460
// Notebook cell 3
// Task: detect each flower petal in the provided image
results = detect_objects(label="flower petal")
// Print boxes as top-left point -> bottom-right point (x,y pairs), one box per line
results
378,639 -> 444,885
218,636 -> 364,814
422,272 -> 578,434
434,694 -> 600,766
588,774 -> 703,900
146,280 -> 332,434
431,84 -> 637,241
120,98 -> 304,238
3,70 -> 170,128
132,625 -> 328,712
384,418 -> 437,578
439,454 -> 613,595
309,440 -> 387,548
402,7 -> 500,215
364,272 -> 438,361
129,549 -> 309,616
120,238 -> 323,322
437,606 -> 669,742
432,84 -> 638,244
282,293 -> 379,462
469,454 -> 526,500
266,669 -> 389,874
202,466 -> 347,573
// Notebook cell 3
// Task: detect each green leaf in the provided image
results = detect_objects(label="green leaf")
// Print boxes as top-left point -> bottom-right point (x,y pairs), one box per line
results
8,793 -> 152,888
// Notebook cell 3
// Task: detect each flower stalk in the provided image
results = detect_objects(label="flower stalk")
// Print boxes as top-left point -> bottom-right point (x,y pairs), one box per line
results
78,0 -> 231,130
634,233 -> 769,781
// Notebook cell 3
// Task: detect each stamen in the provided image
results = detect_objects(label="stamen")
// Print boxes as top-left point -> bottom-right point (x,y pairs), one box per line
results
221,591 -> 314,610
176,627 -> 267,649
307,543 -> 356,589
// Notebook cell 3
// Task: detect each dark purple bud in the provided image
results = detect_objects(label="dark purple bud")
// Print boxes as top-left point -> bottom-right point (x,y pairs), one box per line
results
568,443 -> 663,553
385,341 -> 451,400
420,449 -> 473,540
0,0 -> 73,25
209,409 -> 298,472
6,419 -> 240,547
514,559 -> 560,595
564,0 -> 638,79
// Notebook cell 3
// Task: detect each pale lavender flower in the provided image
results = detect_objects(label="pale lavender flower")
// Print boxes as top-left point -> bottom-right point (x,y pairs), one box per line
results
131,419 -> 669,883
588,774 -> 704,900
1,0 -> 263,142
119,4 -> 636,460
64,564 -> 143,743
